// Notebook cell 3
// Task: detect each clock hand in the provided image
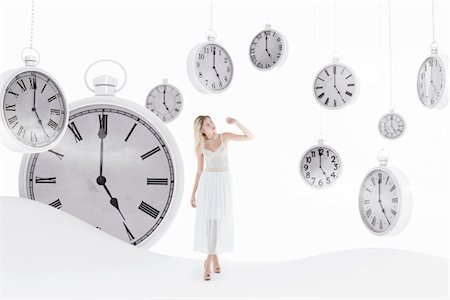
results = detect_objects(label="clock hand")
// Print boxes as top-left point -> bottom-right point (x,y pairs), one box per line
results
162,87 -> 169,112
319,153 -> 326,176
31,75 -> 49,138
212,48 -> 221,81
265,36 -> 273,60
96,176 -> 126,221
377,173 -> 390,225
98,116 -> 106,177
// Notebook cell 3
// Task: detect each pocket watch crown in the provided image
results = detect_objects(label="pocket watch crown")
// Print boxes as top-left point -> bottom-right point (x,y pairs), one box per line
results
24,55 -> 38,66
93,75 -> 117,96
377,149 -> 389,166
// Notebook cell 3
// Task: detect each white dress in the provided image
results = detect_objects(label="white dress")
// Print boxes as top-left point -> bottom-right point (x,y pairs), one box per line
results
194,134 -> 234,254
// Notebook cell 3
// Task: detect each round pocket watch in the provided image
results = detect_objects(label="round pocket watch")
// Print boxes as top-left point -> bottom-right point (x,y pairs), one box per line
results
187,30 -> 234,94
299,136 -> 343,189
19,60 -> 184,249
358,151 -> 412,236
313,54 -> 359,110
416,44 -> 448,109
0,48 -> 68,153
378,109 -> 406,139
249,24 -> 288,71
145,78 -> 183,123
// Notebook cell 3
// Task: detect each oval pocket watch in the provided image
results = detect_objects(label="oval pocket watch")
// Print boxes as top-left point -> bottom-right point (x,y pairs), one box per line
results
249,24 -> 288,71
19,60 -> 184,249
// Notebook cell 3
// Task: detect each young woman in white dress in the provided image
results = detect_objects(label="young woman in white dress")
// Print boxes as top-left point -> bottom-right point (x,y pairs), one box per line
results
191,116 -> 254,281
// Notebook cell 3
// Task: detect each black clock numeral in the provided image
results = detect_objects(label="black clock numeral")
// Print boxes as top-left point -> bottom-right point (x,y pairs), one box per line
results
48,119 -> 59,130
17,125 -> 26,138
371,177 -> 376,186
379,222 -> 383,230
310,150 -> 316,157
363,199 -> 370,204
48,149 -> 64,160
345,74 -> 352,79
30,130 -> 38,143
41,83 -> 47,93
50,109 -> 61,115
123,222 -> 135,241
138,201 -> 160,219
318,93 -> 325,99
366,209 -> 372,217
392,197 -> 398,203
385,176 -> 390,185
325,69 -> 330,76
68,122 -> 82,142
8,115 -> 18,125
35,177 -> 56,184
141,146 -> 161,160
390,185 -> 396,192
371,216 -> 376,226
29,77 -> 37,89
48,95 -> 57,103
124,123 -> 137,142
7,90 -> 19,98
17,80 -> 27,92
390,209 -> 397,216
49,199 -> 62,209
98,114 -> 108,134
147,178 -> 168,185
345,91 -> 353,97
306,157 -> 311,163
348,83 -> 355,87
325,98 -> 329,105
5,104 -> 16,111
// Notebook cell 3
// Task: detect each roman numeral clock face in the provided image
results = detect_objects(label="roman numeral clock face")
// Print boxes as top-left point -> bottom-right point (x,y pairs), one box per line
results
249,30 -> 284,70
359,169 -> 399,234
417,56 -> 446,107
146,84 -> 183,123
22,104 -> 176,246
313,63 -> 357,109
195,43 -> 233,92
2,71 -> 66,148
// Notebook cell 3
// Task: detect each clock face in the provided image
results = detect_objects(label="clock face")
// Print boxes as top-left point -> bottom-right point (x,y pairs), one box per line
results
195,43 -> 233,92
379,112 -> 405,139
146,84 -> 183,122
359,169 -> 400,234
22,104 -> 176,246
299,145 -> 342,188
2,70 -> 67,148
417,56 -> 446,107
249,29 -> 284,70
313,63 -> 357,109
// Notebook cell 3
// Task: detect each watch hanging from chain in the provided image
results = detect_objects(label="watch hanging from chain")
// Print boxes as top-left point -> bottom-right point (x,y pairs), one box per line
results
312,1 -> 359,110
187,0 -> 234,94
378,0 -> 406,140
0,0 -> 69,153
416,0 -> 448,109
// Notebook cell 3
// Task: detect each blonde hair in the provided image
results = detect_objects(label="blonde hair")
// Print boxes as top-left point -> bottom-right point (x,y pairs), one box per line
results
193,115 -> 211,152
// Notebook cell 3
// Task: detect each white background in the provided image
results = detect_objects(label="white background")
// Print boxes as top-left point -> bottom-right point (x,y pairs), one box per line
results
0,0 -> 448,262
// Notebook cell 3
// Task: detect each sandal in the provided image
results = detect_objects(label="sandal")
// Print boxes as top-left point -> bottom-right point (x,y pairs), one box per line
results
203,260 -> 212,280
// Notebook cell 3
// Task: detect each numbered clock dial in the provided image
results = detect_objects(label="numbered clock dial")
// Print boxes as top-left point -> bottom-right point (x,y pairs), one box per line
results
2,71 -> 66,148
195,43 -> 233,92
146,84 -> 183,122
249,29 -> 284,70
359,169 -> 399,234
313,63 -> 357,109
300,145 -> 342,188
23,105 -> 176,246
379,112 -> 405,139
417,56 -> 446,108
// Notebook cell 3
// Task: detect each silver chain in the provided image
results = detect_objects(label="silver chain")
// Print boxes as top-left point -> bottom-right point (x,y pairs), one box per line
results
333,1 -> 337,53
431,0 -> 436,44
30,0 -> 35,49
209,0 -> 213,31
387,0 -> 393,109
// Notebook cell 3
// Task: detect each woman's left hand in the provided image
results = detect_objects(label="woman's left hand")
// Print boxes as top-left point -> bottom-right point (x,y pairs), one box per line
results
226,117 -> 237,124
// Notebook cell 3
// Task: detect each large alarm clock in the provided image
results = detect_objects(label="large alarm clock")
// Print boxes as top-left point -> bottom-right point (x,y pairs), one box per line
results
416,47 -> 448,109
249,24 -> 288,71
358,153 -> 412,236
313,56 -> 359,110
0,51 -> 68,153
19,70 -> 184,249
299,137 -> 343,189
187,31 -> 234,94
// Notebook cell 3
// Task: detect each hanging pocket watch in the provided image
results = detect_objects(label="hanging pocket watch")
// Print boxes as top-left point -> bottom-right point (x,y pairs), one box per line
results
19,60 -> 184,249
299,136 -> 343,189
358,151 -> 412,236
0,48 -> 68,153
249,24 -> 288,71
187,30 -> 234,94
145,78 -> 183,123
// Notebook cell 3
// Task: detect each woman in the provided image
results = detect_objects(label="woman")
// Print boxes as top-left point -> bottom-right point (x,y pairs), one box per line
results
191,116 -> 254,281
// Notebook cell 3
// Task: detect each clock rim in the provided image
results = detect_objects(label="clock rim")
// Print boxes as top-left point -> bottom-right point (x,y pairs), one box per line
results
145,82 -> 184,123
18,95 -> 184,249
298,143 -> 343,189
416,54 -> 448,109
312,62 -> 360,110
248,27 -> 289,71
358,166 -> 412,236
0,66 -> 69,153
186,40 -> 234,94
378,112 -> 407,140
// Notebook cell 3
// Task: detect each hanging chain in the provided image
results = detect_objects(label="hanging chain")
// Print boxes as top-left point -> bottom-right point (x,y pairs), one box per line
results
209,0 -> 213,31
431,0 -> 436,44
387,0 -> 393,109
333,1 -> 337,53
29,0 -> 35,49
